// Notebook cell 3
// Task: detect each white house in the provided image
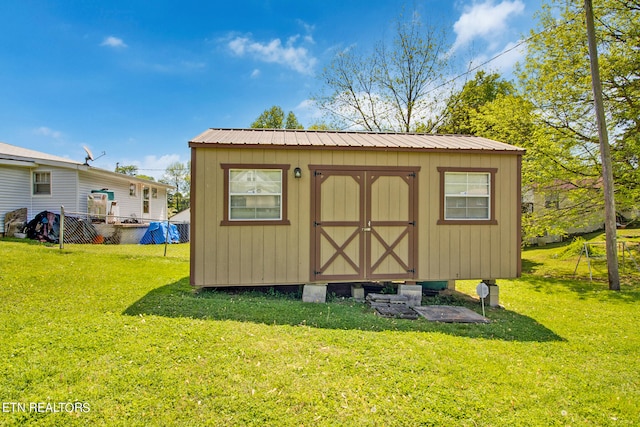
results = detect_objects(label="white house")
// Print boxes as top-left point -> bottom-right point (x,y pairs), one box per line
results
0,141 -> 174,236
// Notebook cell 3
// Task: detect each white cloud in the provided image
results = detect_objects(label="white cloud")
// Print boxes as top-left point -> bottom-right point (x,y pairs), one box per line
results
465,39 -> 527,75
227,33 -> 317,74
250,69 -> 261,78
139,154 -> 181,180
489,40 -> 526,71
451,1 -> 525,52
293,99 -> 323,126
101,36 -> 127,48
104,153 -> 183,181
297,20 -> 315,44
33,126 -> 62,139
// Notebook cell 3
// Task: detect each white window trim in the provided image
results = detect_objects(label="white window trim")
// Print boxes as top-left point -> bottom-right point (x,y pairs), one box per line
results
229,169 -> 283,221
437,167 -> 497,225
32,170 -> 52,197
444,172 -> 491,220
142,186 -> 150,214
220,163 -> 291,226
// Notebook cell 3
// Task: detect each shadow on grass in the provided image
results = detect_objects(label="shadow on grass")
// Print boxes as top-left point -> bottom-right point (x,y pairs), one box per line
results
123,278 -> 564,342
521,258 -> 544,274
519,273 -> 640,302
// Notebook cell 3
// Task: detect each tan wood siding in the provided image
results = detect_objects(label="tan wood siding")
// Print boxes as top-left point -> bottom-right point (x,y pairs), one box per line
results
193,148 -> 313,287
191,147 -> 521,287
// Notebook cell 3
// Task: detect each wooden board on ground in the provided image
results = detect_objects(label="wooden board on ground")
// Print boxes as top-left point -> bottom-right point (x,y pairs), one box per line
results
413,305 -> 489,323
370,302 -> 419,319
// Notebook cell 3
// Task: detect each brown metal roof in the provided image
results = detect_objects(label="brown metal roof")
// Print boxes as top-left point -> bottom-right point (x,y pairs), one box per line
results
189,128 -> 525,154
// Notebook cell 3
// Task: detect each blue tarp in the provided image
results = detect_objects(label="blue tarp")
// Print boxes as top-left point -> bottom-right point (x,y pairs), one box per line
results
139,222 -> 180,244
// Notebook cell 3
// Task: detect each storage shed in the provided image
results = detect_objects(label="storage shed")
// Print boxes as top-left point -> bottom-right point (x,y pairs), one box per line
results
189,128 -> 524,296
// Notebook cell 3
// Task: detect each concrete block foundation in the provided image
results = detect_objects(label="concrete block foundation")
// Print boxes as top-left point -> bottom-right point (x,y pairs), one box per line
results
302,284 -> 327,303
398,284 -> 422,307
487,284 -> 499,307
351,285 -> 365,302
482,279 -> 500,307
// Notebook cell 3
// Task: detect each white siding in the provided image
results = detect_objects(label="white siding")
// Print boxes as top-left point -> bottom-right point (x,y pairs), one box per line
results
149,187 -> 168,220
77,172 -> 169,220
0,165 -> 31,232
78,172 -> 135,217
1,160 -> 170,234
30,166 -> 79,218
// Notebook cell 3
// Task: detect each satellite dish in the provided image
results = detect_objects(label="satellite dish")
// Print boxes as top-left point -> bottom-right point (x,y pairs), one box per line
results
83,146 -> 94,165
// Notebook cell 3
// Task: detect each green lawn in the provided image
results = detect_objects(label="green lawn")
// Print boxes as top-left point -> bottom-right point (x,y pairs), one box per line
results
1,236 -> 639,426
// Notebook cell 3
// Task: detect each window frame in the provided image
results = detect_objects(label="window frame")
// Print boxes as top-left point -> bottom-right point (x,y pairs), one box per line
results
220,163 -> 291,226
32,171 -> 52,196
437,167 -> 498,225
142,186 -> 150,214
544,193 -> 560,210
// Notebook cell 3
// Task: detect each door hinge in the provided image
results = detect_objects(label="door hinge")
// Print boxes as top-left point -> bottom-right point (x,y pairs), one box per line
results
407,268 -> 415,273
314,270 -> 322,275
408,172 -> 416,178
314,171 -> 323,176
408,221 -> 416,226
314,221 -> 321,227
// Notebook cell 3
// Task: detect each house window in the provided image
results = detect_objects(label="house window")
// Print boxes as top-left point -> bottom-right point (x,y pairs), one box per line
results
151,188 -> 158,199
221,164 -> 290,225
545,193 -> 560,210
437,167 -> 497,225
129,183 -> 137,197
33,172 -> 51,195
142,186 -> 150,214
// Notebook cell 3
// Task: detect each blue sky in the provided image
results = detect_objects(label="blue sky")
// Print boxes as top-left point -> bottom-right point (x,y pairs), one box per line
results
0,0 -> 541,179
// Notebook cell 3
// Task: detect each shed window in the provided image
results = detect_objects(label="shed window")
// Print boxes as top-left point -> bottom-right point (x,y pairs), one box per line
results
221,164 -> 290,225
33,172 -> 51,195
437,167 -> 497,225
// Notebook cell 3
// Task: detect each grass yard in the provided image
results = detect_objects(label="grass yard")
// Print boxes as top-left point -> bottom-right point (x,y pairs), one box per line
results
1,234 -> 639,426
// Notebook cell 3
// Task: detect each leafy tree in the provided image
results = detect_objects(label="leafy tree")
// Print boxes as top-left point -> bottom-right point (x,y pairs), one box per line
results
437,71 -> 515,135
115,164 -> 138,176
251,105 -> 304,129
519,0 -> 640,222
161,161 -> 190,214
285,111 -> 304,129
251,105 -> 284,128
314,11 -> 451,132
469,93 -> 593,240
307,122 -> 332,130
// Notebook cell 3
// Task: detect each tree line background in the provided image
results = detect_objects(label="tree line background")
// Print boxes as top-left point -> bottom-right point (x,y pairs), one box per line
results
252,0 -> 639,242
117,0 -> 638,241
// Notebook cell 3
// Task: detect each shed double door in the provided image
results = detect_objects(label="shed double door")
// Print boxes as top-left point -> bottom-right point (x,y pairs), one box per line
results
311,166 -> 419,282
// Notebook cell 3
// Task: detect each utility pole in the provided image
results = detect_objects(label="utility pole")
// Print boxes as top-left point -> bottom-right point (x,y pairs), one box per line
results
584,0 -> 620,290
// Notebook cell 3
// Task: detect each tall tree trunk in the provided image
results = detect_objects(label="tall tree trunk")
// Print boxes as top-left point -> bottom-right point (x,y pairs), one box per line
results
585,0 -> 620,290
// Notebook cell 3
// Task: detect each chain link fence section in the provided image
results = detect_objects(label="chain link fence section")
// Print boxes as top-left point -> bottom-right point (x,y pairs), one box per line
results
59,207 -> 189,247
